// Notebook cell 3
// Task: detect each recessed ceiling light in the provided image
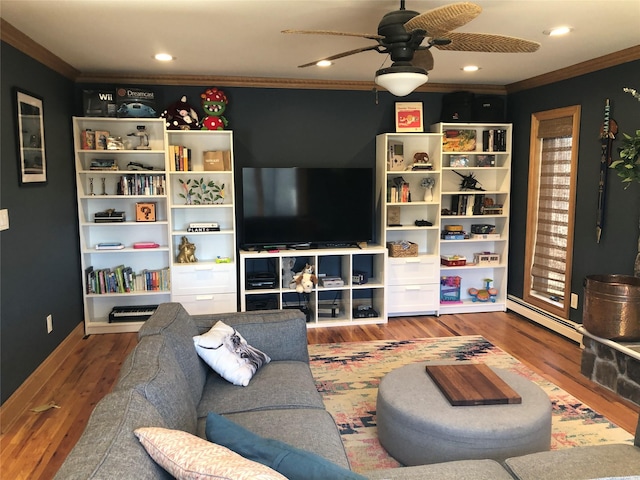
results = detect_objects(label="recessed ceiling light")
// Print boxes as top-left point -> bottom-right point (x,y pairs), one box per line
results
316,60 -> 332,67
462,65 -> 480,72
543,26 -> 573,36
154,53 -> 174,62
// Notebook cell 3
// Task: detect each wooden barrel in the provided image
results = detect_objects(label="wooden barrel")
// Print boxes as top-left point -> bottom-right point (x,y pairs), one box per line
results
583,274 -> 640,341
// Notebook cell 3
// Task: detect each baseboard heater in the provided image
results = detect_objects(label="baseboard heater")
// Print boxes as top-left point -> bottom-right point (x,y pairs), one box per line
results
506,295 -> 582,344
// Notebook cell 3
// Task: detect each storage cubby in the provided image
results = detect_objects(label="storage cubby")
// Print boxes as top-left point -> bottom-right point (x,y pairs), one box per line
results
239,246 -> 387,327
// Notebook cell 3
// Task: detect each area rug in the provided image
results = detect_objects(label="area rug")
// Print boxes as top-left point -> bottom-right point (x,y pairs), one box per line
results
308,335 -> 634,474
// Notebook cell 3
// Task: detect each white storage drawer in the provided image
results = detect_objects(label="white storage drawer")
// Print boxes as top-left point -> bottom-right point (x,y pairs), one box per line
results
172,263 -> 236,295
387,284 -> 439,314
173,293 -> 237,315
387,255 -> 439,286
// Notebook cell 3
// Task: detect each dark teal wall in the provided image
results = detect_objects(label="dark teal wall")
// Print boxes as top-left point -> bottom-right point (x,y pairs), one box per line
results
507,60 -> 640,323
1,42 -> 82,403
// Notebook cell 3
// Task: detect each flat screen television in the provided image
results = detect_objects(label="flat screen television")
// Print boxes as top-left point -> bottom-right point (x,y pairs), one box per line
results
240,167 -> 375,249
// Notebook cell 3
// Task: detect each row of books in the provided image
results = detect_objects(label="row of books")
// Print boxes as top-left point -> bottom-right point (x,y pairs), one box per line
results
388,181 -> 411,203
85,265 -> 170,294
116,174 -> 165,196
169,145 -> 192,171
482,129 -> 507,152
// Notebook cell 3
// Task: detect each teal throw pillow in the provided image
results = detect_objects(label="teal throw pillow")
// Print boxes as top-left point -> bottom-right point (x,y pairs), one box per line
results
205,412 -> 367,480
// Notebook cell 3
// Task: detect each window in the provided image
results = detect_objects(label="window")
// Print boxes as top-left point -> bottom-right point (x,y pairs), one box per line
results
524,105 -> 581,318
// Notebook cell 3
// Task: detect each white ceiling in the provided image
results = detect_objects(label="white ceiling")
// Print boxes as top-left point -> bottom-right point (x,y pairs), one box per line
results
1,0 -> 639,86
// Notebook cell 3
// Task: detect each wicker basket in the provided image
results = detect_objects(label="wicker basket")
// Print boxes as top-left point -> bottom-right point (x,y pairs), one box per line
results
387,241 -> 418,257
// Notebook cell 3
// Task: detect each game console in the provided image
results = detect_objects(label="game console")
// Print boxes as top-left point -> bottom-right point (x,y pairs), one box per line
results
246,272 -> 277,289
353,305 -> 379,318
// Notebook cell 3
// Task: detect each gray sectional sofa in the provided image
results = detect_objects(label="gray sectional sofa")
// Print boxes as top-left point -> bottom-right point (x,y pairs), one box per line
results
55,303 -> 640,480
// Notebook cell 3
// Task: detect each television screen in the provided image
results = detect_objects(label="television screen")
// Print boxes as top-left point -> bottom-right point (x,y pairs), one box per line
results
240,167 -> 374,249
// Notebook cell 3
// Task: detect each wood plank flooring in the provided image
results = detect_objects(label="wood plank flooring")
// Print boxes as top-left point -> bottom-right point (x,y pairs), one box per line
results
1,311 -> 638,480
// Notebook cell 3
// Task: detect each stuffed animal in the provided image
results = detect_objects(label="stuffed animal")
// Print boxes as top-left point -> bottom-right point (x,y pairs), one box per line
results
294,263 -> 318,294
200,87 -> 228,130
161,95 -> 200,130
282,257 -> 296,288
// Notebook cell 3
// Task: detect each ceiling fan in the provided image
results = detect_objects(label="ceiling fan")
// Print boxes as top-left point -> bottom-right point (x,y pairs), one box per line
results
283,1 -> 540,96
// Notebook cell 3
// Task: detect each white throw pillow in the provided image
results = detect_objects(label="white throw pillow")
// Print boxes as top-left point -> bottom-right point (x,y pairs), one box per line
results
193,321 -> 270,386
134,427 -> 287,480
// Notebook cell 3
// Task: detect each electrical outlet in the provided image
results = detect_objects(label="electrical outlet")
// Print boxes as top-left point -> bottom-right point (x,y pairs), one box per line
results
570,293 -> 579,309
46,314 -> 53,333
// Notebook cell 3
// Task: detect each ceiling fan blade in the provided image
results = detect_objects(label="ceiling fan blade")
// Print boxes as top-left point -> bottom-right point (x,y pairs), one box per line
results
435,32 -> 540,53
297,45 -> 380,68
404,2 -> 482,38
412,49 -> 434,71
282,29 -> 382,41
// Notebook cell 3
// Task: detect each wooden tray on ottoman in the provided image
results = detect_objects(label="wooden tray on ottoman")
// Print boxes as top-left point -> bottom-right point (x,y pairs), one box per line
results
425,363 -> 522,406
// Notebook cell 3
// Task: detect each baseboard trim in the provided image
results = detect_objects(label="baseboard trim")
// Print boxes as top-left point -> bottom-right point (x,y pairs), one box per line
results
0,322 -> 85,433
507,295 -> 583,344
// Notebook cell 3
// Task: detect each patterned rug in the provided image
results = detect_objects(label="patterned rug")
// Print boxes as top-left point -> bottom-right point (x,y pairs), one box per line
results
308,335 -> 634,474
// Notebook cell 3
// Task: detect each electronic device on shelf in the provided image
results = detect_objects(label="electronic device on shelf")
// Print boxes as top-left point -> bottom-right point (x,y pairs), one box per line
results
240,167 -> 374,250
246,272 -> 277,289
353,305 -> 379,318
108,305 -> 158,323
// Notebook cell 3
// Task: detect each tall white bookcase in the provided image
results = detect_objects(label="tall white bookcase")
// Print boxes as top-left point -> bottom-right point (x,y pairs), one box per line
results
376,133 -> 442,316
376,123 -> 512,316
73,117 -> 171,334
165,130 -> 237,315
432,122 -> 511,314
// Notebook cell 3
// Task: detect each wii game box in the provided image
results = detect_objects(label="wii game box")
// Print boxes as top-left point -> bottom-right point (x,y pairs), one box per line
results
83,89 -> 117,117
116,87 -> 158,118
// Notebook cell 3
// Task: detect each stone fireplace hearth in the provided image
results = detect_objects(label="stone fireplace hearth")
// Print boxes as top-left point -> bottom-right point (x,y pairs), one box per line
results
579,326 -> 640,406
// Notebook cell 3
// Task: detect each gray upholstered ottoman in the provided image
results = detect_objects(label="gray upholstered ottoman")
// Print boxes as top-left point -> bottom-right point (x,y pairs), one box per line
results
376,362 -> 552,466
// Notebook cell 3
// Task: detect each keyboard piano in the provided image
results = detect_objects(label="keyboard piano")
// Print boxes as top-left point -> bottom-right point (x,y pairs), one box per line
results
108,305 -> 158,323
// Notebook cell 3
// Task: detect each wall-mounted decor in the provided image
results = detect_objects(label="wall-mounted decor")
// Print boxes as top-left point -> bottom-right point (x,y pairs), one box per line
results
395,102 -> 423,133
14,89 -> 47,184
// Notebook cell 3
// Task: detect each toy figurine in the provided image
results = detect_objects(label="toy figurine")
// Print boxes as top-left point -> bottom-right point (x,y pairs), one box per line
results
176,236 -> 197,263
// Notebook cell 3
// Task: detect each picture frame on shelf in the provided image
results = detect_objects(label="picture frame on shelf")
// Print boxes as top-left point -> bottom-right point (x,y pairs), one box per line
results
395,102 -> 423,133
136,202 -> 157,222
14,88 -> 47,185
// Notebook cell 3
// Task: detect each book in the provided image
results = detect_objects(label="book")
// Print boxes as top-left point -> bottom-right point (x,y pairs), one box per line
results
95,242 -> 124,250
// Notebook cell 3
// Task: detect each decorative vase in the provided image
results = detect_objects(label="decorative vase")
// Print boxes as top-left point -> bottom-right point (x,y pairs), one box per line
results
423,187 -> 433,202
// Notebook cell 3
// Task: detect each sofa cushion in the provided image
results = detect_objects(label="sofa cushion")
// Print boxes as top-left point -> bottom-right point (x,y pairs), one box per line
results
53,390 -> 171,480
138,302 -> 207,405
193,321 -> 270,387
219,408 -> 352,470
205,412 -> 366,480
197,361 -> 325,417
364,459 -> 515,480
115,335 -> 197,434
134,427 -> 287,480
193,309 -> 310,363
504,444 -> 640,480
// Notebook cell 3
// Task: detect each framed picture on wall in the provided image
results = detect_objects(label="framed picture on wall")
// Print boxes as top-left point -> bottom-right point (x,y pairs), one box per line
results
395,102 -> 423,133
14,88 -> 47,185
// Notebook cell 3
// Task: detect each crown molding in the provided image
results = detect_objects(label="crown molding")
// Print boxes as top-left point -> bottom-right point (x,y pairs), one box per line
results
1,19 -> 80,80
75,72 -> 507,95
506,45 -> 640,94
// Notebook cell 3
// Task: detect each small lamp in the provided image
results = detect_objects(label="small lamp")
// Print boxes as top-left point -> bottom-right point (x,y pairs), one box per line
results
375,64 -> 428,97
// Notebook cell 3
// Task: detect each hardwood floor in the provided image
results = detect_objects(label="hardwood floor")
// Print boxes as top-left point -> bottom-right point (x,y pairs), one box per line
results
1,311 -> 638,480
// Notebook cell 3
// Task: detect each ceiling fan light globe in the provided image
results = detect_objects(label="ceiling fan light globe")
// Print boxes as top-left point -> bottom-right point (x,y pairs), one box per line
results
375,68 -> 428,96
